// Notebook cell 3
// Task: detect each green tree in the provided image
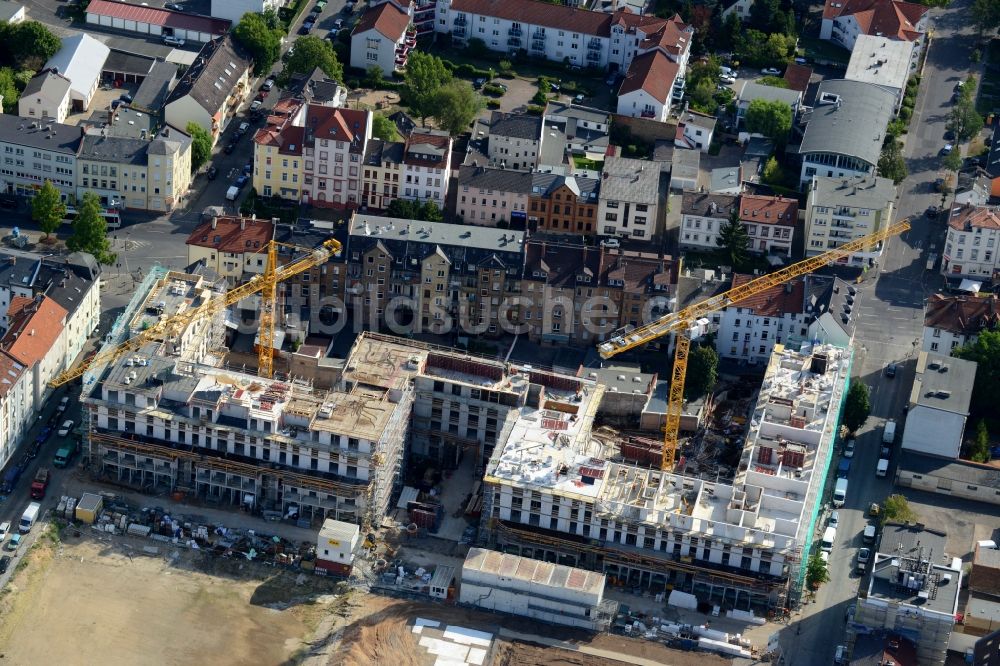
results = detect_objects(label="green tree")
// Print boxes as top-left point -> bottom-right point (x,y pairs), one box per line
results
949,97 -> 984,142
66,192 -> 115,265
372,113 -> 399,142
881,494 -> 918,526
972,0 -> 1000,35
31,180 -> 65,240
843,382 -> 871,433
233,13 -> 283,74
717,210 -> 750,269
943,149 -> 963,172
283,36 -> 343,82
762,156 -> 785,186
685,345 -> 719,399
878,140 -> 908,184
386,198 -> 418,218
0,67 -> 21,109
971,419 -> 991,463
186,122 -> 212,173
3,21 -> 60,68
806,553 -> 830,589
366,65 -> 385,90
261,7 -> 281,30
432,80 -> 483,136
419,200 -> 443,222
955,329 -> 1000,415
688,79 -> 718,114
745,98 -> 793,142
403,51 -> 453,125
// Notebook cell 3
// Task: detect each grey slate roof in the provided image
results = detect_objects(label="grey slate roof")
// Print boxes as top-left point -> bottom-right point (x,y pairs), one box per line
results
899,452 -> 1000,490
21,69 -> 71,102
363,138 -> 405,166
798,79 -> 896,168
458,165 -> 533,193
681,192 -> 737,217
910,351 -> 976,416
131,60 -> 178,112
530,172 -> 600,200
166,36 -> 251,117
148,125 -> 191,156
80,133 -> 149,166
805,274 -> 857,339
103,49 -> 156,78
737,81 -> 802,107
0,115 -> 82,155
490,111 -> 542,141
600,155 -> 660,204
809,175 -> 896,211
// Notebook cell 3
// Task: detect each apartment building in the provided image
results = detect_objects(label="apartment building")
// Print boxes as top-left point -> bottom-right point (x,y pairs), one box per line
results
1,295 -> 69,411
185,216 -> 275,282
482,342 -> 850,613
804,175 -> 896,265
716,274 -> 856,363
820,0 -> 928,52
19,69 -> 73,124
679,192 -> 738,250
943,205 -> 1000,279
0,114 -> 81,201
78,126 -> 192,212
401,128 -> 452,207
251,99 -> 306,201
85,349 -> 411,527
0,349 -> 31,482
616,50 -> 680,122
303,106 -> 372,209
739,194 -> 798,255
922,293 -> 999,354
845,35 -> 914,112
361,138 -> 404,210
846,523 -> 961,666
164,36 -> 252,144
901,351 -> 976,460
529,173 -> 600,235
438,0 -> 691,76
598,156 -> 663,241
487,112 -> 542,172
456,165 -> 532,226
520,241 -> 673,345
350,0 -> 416,75
345,214 -> 524,336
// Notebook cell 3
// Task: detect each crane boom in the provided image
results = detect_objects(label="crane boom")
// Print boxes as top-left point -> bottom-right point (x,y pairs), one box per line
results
48,238 -> 342,388
598,220 -> 910,359
594,219 -> 910,471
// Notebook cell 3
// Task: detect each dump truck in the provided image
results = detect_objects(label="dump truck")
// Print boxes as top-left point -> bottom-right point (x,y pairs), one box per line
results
29,468 -> 50,499
53,439 -> 79,468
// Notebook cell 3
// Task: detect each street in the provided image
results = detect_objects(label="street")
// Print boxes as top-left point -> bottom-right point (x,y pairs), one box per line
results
782,2 -> 978,663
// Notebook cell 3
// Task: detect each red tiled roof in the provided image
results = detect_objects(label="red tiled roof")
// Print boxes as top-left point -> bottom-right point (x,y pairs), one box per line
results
404,129 -> 452,168
306,105 -> 369,153
1,296 -> 67,368
635,14 -> 692,56
924,294 -> 1000,336
783,63 -> 813,93
822,0 -> 927,41
0,350 -> 25,399
352,0 -> 410,41
186,217 -> 275,254
739,194 -> 798,226
450,0 -> 614,36
948,204 -> 1000,232
618,51 -> 679,105
731,274 -> 806,317
7,296 -> 33,320
87,0 -> 230,36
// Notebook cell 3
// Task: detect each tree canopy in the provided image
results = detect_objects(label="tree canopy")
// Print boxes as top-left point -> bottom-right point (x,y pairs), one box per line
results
31,180 -> 65,239
66,192 -> 115,265
233,13 -> 284,74
843,382 -> 871,433
948,76 -> 984,142
973,0 -> 1000,35
403,52 -> 453,125
971,419 -> 991,463
372,113 -> 399,142
954,329 -> 1000,415
878,140 -> 908,184
685,345 -> 719,400
881,494 -> 917,526
745,99 -> 793,143
433,80 -> 484,136
717,210 -> 750,270
186,123 -> 212,173
806,553 -> 830,589
386,198 -> 443,222
284,36 -> 343,82
0,21 -> 60,69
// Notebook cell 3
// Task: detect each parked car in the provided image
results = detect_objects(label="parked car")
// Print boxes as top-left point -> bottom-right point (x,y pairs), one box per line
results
57,396 -> 68,414
165,2 -> 185,9
261,78 -> 275,91
163,36 -> 185,47
206,166 -> 218,180
238,121 -> 250,134
885,362 -> 896,378
944,129 -> 956,141
58,419 -> 74,437
0,521 -> 9,542
926,205 -> 939,219
858,547 -> 871,567
0,555 -> 9,574
333,18 -> 344,30
235,175 -> 249,188
224,142 -> 236,154
761,67 -> 782,76
473,78 -> 486,89
941,143 -> 954,155
300,21 -> 314,34
794,56 -> 809,64
828,511 -> 840,529
249,100 -> 263,114
844,439 -> 856,458
6,533 -> 20,552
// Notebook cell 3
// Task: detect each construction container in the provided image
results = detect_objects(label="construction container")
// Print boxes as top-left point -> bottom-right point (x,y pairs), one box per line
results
75,493 -> 104,524
314,559 -> 353,577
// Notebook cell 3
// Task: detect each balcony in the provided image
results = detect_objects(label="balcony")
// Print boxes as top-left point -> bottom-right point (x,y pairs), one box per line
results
532,30 -> 545,40
508,35 -> 521,47
531,39 -> 545,52
587,38 -> 601,51
454,15 -> 466,25
453,24 -> 466,37
509,26 -> 522,36
640,109 -> 657,119
586,50 -> 600,62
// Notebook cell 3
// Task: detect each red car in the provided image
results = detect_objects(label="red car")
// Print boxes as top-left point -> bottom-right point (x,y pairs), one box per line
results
256,91 -> 267,101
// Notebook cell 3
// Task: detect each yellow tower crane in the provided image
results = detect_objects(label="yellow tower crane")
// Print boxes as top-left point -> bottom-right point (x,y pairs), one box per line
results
597,220 -> 910,471
48,238 -> 343,387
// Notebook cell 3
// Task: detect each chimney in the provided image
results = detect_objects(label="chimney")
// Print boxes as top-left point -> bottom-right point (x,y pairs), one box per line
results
241,217 -> 246,231
211,217 -> 217,230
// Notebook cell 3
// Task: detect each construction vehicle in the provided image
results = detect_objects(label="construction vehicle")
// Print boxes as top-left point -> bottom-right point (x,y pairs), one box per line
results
597,220 -> 910,470
47,238 -> 342,387
29,468 -> 50,499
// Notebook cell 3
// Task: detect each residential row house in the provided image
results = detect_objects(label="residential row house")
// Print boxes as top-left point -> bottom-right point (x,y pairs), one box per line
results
529,173 -> 600,235
943,205 -> 1000,279
401,128 -> 453,207
362,138 -> 405,210
456,165 -> 532,226
739,194 -> 798,255
487,112 -> 543,172
349,0 -> 417,76
598,155 -> 664,241
251,99 -> 306,201
804,174 -> 896,266
922,293 -> 999,355
679,192 -> 738,251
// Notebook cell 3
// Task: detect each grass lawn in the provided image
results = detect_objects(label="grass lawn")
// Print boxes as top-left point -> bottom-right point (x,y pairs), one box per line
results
798,36 -> 850,66
572,156 -> 603,170
430,45 -> 602,95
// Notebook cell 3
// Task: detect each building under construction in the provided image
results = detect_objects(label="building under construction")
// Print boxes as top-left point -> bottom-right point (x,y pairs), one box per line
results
480,343 -> 851,614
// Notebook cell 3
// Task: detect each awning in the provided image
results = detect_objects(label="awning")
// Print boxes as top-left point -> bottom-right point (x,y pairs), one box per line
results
958,279 -> 982,293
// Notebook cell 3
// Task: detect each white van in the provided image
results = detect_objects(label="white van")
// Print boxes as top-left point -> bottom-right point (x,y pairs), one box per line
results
821,526 -> 837,552
833,478 -> 848,507
876,458 -> 889,477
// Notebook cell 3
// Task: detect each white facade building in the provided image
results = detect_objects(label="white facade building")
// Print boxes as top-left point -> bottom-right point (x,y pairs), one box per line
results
922,294 -> 999,355
804,175 -> 896,265
350,0 -> 416,75
18,69 -> 72,123
598,155 -> 662,241
44,34 -> 110,113
820,0 -> 928,53
845,35 -> 915,112
616,51 -> 679,122
401,128 -> 451,207
679,192 -> 737,250
210,0 -> 281,24
0,114 -> 81,201
0,351 -> 31,480
942,205 -> 1000,279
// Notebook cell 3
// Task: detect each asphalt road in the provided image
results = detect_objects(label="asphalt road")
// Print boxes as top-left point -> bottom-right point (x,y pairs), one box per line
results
780,2 -> 978,663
